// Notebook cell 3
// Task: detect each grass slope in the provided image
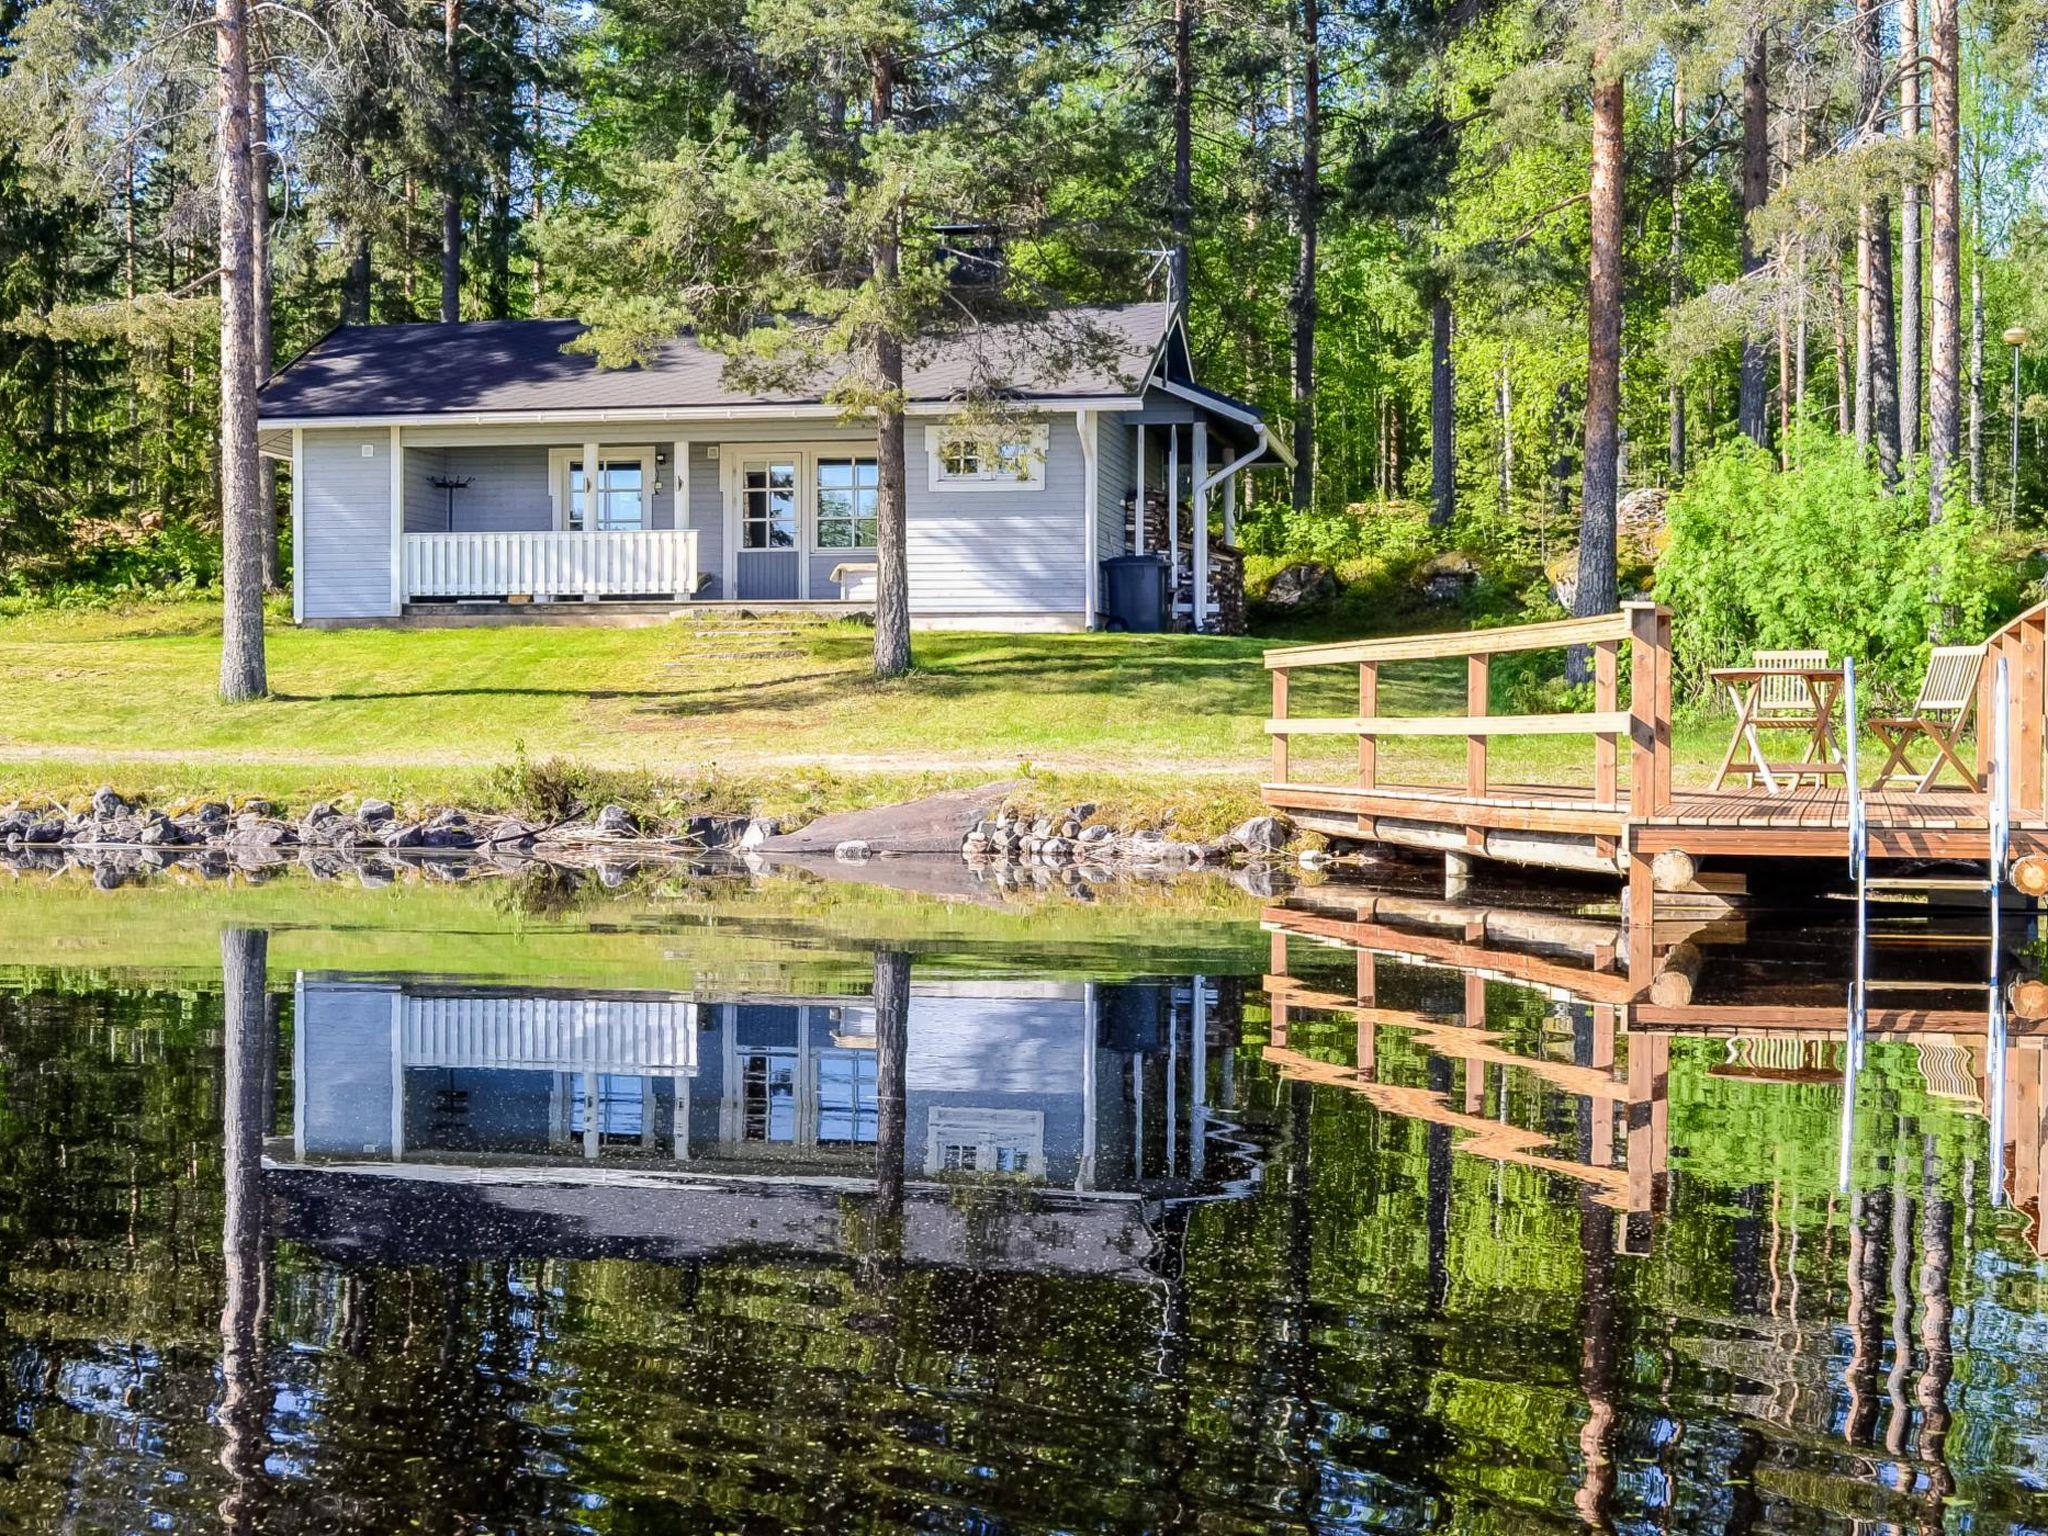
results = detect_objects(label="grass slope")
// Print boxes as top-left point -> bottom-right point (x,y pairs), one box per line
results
0,598 -> 1733,827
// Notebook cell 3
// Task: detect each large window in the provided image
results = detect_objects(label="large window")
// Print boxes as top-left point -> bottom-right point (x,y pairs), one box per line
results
741,462 -> 799,549
923,424 -> 1047,492
814,458 -> 879,548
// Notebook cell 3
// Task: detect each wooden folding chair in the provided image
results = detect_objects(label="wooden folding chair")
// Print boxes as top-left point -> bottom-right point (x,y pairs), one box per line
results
1868,645 -> 1984,792
1753,648 -> 1831,784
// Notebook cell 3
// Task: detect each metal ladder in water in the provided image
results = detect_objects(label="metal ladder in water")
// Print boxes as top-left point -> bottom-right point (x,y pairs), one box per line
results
1840,655 -> 2012,1200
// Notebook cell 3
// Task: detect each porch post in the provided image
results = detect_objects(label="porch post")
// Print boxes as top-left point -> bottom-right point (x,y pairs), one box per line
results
1192,421 -> 1210,631
289,428 -> 303,625
1222,464 -> 1237,545
1133,423 -> 1146,555
581,437 -> 601,602
1167,425 -> 1180,606
1077,409 -> 1099,629
672,437 -> 691,601
387,425 -> 404,616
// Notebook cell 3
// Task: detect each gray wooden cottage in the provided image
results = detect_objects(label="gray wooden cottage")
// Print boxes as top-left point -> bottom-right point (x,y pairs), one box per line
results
257,303 -> 1289,632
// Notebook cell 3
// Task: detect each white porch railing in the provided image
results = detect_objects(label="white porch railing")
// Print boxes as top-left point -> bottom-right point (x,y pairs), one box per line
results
402,528 -> 698,601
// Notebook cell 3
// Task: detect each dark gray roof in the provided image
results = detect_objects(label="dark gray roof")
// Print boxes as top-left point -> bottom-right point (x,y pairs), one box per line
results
259,304 -> 1179,420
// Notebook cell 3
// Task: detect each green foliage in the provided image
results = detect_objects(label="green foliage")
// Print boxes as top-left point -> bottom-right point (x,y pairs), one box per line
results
1658,429 -> 2029,700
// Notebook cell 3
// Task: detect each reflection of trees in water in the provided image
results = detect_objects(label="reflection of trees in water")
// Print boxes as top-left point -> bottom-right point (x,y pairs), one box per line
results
0,950 -> 2039,1531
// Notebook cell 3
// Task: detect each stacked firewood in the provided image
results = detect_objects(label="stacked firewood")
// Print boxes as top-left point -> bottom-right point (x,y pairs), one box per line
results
1120,489 -> 1246,634
1205,544 -> 1246,635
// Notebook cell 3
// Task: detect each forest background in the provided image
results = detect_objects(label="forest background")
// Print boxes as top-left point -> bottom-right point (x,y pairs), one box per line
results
2,0 -> 2046,698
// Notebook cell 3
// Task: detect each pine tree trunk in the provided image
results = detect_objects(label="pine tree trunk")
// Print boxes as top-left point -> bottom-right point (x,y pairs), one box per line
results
1575,50 -> 1624,643
1899,0 -> 1923,462
1869,212 -> 1900,483
1428,292 -> 1455,527
1968,228 -> 1984,506
1736,29 -> 1770,446
217,927 -> 272,1533
216,0 -> 266,702
341,148 -> 372,324
1856,0 -> 1899,485
440,0 -> 464,325
1170,0 -> 1194,308
1667,79 -> 1685,485
870,47 -> 911,680
872,947 -> 910,1217
250,50 -> 281,591
1288,0 -> 1318,512
1927,0 -> 1960,521
1834,246 -> 1853,432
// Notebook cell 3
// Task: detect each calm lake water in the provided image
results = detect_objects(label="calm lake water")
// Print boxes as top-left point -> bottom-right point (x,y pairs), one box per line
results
0,854 -> 2044,1533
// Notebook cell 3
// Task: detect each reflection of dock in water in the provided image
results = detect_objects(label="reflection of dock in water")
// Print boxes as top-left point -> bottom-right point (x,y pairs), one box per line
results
1261,883 -> 2048,1252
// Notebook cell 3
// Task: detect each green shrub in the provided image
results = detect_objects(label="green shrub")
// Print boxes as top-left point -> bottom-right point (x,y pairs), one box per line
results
1658,429 -> 2028,703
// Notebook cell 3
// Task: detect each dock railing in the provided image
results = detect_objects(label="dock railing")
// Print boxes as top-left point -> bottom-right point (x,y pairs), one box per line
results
1978,596 -> 2048,821
1263,602 -> 1673,824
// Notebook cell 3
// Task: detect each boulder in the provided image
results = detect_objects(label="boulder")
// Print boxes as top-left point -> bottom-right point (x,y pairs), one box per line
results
1262,562 -> 1339,610
1616,486 -> 1671,563
593,804 -> 637,837
357,797 -> 397,827
1229,814 -> 1293,854
228,817 -> 292,848
834,839 -> 874,863
381,822 -> 426,849
739,817 -> 781,851
137,817 -> 184,847
23,819 -> 66,846
90,785 -> 130,820
1419,551 -> 1478,603
1077,824 -> 1115,846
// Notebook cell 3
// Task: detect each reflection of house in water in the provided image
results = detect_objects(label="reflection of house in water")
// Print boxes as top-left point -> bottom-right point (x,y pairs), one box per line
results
275,972 -> 1249,1277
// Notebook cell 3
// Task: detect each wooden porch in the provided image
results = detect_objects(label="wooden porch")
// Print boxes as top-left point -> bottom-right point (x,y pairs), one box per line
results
1260,598 -> 2048,885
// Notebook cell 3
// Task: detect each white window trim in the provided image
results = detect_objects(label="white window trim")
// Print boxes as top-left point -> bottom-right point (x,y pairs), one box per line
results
546,444 -> 656,532
810,451 -> 881,554
923,422 -> 1048,493
924,1106 -> 1045,1178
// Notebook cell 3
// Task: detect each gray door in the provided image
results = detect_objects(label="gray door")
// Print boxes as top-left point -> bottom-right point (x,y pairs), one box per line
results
736,459 -> 801,599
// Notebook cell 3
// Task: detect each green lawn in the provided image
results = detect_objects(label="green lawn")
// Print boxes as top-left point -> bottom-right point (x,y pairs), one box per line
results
0,597 -> 1737,828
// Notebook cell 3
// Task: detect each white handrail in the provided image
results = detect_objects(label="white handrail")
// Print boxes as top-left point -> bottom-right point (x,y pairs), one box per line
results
402,528 -> 698,601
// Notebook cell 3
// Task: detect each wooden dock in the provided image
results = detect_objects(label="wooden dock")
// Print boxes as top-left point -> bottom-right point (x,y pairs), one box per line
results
1261,598 -> 2048,887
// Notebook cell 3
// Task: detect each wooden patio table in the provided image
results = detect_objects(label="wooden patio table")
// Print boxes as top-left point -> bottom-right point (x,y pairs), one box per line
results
1706,665 -> 1848,795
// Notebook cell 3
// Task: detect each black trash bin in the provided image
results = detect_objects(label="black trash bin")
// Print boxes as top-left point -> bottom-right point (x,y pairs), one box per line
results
1100,553 -> 1169,633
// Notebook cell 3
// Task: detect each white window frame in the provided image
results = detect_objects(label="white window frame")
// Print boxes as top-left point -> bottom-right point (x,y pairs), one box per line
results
547,445 -> 656,532
811,453 -> 880,554
923,422 -> 1048,493
924,1107 -> 1045,1178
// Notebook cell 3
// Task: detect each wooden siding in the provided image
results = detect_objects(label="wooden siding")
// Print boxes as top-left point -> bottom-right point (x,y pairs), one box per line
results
1096,413 -> 1134,569
903,413 -> 1086,616
686,449 -> 725,598
301,428 -> 394,620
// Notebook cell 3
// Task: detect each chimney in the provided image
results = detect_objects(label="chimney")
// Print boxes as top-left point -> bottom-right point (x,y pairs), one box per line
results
932,222 -> 1004,287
